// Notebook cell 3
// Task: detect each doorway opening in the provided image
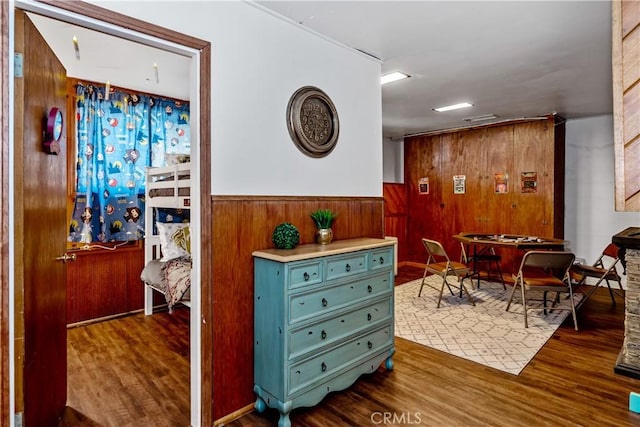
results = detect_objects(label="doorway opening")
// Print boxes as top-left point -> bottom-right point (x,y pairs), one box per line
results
9,1 -> 211,425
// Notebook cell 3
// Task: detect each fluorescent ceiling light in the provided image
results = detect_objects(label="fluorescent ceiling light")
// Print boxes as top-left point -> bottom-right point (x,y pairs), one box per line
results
464,114 -> 498,122
433,102 -> 473,112
381,72 -> 409,85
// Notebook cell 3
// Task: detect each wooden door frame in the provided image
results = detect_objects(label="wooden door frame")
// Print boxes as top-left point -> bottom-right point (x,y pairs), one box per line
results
1,1 -> 11,425
1,1 -> 213,425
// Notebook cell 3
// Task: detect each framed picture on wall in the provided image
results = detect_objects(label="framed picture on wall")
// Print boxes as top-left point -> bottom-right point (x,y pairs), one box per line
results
453,175 -> 466,194
419,177 -> 429,194
521,171 -> 537,193
494,173 -> 508,194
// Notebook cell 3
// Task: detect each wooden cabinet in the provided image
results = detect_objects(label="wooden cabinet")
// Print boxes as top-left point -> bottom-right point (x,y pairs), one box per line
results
252,238 -> 395,427
404,117 -> 565,270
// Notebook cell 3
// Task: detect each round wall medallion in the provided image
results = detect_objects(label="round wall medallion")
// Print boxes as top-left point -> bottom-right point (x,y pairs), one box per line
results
286,86 -> 339,158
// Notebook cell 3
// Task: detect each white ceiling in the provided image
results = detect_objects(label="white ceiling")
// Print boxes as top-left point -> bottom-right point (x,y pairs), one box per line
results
27,12 -> 192,102
29,1 -> 613,140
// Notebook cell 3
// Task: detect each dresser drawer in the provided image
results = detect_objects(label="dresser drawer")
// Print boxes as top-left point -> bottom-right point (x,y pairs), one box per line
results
326,252 -> 367,281
288,325 -> 392,396
288,260 -> 323,289
289,273 -> 392,324
288,298 -> 392,359
370,246 -> 393,271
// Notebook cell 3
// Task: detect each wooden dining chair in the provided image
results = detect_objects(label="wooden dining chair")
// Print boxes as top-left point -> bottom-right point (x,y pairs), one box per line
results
419,238 -> 475,308
506,251 -> 577,330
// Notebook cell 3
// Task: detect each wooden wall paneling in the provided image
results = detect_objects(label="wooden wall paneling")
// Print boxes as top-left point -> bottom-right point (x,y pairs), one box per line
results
66,247 -> 145,324
613,0 -> 640,211
440,131 -> 472,258
404,135 -> 444,263
623,24 -> 640,91
125,247 -> 145,311
383,183 -> 408,262
624,84 -> 640,147
403,120 -> 564,269
67,252 -> 127,323
383,183 -> 407,215
437,127 -> 513,259
211,196 -> 384,421
512,120 -> 555,237
450,130 -> 482,234
622,81 -> 640,201
483,126 -> 514,235
622,0 -> 640,37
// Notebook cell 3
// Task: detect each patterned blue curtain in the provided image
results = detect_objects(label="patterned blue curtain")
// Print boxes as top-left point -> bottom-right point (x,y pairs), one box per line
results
68,83 -> 190,243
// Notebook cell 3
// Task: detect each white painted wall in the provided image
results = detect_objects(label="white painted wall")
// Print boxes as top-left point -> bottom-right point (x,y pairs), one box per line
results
383,137 -> 404,183
565,115 -> 639,268
94,1 -> 383,197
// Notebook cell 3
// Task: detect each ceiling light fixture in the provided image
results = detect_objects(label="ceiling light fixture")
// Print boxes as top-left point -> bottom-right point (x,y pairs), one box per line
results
381,72 -> 409,85
464,113 -> 498,122
433,102 -> 473,112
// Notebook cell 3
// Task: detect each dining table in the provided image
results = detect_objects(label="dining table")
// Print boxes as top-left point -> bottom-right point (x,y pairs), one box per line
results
453,232 -> 568,284
453,232 -> 567,250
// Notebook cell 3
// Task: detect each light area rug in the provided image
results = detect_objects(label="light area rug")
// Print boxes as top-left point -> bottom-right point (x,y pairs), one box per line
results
394,276 -> 582,375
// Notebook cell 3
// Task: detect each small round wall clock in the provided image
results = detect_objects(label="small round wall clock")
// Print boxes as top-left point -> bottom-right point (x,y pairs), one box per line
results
43,107 -> 63,155
286,86 -> 340,158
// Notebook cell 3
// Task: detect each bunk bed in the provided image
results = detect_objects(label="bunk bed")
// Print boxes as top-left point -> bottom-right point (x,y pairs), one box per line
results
140,162 -> 192,314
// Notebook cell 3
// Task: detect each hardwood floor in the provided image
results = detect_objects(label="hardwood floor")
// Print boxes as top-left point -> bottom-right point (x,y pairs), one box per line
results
59,307 -> 190,427
58,267 -> 640,426
230,265 -> 640,427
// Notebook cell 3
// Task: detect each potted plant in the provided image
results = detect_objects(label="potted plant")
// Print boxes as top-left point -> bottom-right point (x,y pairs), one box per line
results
272,222 -> 300,249
310,208 -> 337,244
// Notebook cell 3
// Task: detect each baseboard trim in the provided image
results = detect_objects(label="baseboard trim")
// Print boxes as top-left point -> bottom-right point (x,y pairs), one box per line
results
401,261 -> 425,269
213,403 -> 255,426
66,309 -> 144,328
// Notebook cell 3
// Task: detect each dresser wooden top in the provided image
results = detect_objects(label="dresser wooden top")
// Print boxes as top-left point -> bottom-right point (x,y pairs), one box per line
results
252,237 -> 394,262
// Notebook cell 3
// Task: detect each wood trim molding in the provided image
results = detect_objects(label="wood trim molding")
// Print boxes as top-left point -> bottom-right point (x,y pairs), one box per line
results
213,403 -> 254,427
1,1 -> 9,424
404,115 -> 552,139
212,195 -> 383,202
612,0 -> 626,210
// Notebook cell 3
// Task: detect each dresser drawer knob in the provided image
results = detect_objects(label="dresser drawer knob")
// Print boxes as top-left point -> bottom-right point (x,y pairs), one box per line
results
368,341 -> 373,349
303,272 -> 310,281
367,313 -> 372,321
367,285 -> 373,293
379,256 -> 384,264
321,330 -> 327,340
322,298 -> 328,307
321,362 -> 327,372
345,263 -> 351,272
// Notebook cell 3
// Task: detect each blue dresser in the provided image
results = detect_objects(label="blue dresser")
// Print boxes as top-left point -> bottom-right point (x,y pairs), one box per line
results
253,238 -> 395,427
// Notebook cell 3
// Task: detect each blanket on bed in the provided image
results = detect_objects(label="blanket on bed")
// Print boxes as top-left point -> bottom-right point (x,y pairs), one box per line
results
164,257 -> 191,312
